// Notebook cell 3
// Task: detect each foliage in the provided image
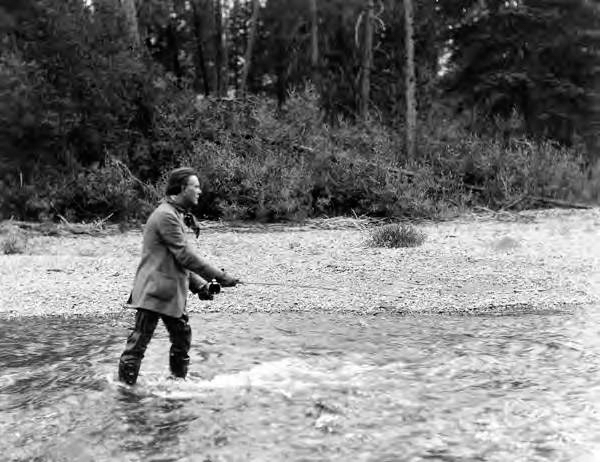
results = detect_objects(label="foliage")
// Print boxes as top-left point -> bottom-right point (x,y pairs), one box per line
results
1,228 -> 27,255
1,0 -> 600,224
159,88 -> 598,222
367,223 -> 426,248
442,0 -> 600,145
419,111 -> 596,207
3,80 -> 599,223
251,0 -> 442,120
0,0 -> 156,177
0,159 -> 156,222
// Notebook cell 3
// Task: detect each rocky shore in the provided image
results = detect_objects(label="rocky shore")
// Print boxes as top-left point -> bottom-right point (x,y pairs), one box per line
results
1,208 -> 599,318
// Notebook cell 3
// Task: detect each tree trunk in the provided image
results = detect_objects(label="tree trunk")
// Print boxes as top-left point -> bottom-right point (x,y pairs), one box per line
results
274,18 -> 303,108
221,8 -> 229,97
120,0 -> 140,48
583,0 -> 600,163
404,0 -> 417,160
166,23 -> 182,82
240,0 -> 260,97
214,0 -> 225,97
359,0 -> 374,120
585,63 -> 600,163
192,0 -> 211,95
309,0 -> 319,73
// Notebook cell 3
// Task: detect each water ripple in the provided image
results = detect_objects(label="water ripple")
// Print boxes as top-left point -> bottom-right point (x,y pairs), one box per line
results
1,308 -> 600,461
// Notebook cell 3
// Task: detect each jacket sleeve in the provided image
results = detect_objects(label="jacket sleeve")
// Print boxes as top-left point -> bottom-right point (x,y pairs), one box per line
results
189,272 -> 208,294
157,210 -> 225,281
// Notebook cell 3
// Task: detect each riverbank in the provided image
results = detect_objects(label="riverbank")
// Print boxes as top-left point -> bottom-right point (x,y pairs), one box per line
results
1,208 -> 599,318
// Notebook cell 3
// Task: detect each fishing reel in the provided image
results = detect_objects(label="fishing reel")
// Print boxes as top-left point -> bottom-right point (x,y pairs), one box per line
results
197,279 -> 221,300
207,279 -> 221,295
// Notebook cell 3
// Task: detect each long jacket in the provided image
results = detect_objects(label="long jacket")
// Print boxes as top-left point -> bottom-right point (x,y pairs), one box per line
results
128,199 -> 225,318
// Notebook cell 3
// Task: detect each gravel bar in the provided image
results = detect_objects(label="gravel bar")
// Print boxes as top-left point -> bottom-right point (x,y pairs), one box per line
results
2,208 -> 600,318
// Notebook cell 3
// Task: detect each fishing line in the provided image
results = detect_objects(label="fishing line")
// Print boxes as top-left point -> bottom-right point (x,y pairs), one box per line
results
238,280 -> 422,298
240,281 -> 340,292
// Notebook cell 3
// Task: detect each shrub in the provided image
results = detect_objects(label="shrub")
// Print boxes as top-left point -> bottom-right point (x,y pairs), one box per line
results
420,119 -> 593,208
0,158 -> 158,222
2,82 -> 596,224
367,223 -> 426,248
1,229 -> 27,255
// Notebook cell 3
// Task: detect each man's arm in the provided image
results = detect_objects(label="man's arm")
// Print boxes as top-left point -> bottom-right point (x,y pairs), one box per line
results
158,210 -> 236,285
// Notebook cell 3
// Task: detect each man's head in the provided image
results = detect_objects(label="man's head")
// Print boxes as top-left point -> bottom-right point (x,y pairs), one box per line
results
165,167 -> 201,207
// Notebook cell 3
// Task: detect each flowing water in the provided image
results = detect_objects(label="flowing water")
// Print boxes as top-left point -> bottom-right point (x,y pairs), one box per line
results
2,307 -> 600,462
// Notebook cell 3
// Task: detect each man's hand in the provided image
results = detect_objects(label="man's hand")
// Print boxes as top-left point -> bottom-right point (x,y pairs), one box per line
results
218,269 -> 239,287
197,283 -> 214,300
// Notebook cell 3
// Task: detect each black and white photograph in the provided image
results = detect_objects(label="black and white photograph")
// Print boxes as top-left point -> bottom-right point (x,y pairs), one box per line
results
2,0 -> 600,460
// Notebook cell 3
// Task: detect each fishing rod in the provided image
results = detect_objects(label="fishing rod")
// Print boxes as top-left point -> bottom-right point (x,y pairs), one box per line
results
236,280 -> 425,298
239,280 -> 340,292
214,268 -> 425,298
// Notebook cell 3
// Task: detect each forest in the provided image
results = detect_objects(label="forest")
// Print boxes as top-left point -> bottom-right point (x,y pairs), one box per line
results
1,0 -> 600,222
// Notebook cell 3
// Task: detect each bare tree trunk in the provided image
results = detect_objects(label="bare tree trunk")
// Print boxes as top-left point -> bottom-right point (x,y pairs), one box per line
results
582,2 -> 600,163
120,0 -> 140,48
192,0 -> 211,95
222,9 -> 229,97
214,0 -> 225,97
167,0 -> 183,83
274,18 -> 303,108
359,0 -> 374,120
309,0 -> 319,72
240,0 -> 260,97
404,0 -> 417,160
231,0 -> 241,95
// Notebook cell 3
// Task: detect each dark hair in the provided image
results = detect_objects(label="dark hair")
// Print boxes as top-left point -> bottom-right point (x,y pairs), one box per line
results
165,167 -> 197,196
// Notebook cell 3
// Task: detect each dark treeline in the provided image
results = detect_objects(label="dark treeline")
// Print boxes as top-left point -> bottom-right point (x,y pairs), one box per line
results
1,0 -> 600,223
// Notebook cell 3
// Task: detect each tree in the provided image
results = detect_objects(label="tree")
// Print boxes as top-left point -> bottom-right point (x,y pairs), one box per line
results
213,0 -> 227,96
359,0 -> 374,119
120,0 -> 141,47
240,0 -> 260,96
581,2 -> 600,160
443,0 -> 600,146
1,0 -> 155,175
309,0 -> 319,72
191,0 -> 210,95
404,0 -> 416,159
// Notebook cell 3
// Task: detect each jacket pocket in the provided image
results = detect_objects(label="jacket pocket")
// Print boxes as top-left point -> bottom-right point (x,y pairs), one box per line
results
145,272 -> 178,301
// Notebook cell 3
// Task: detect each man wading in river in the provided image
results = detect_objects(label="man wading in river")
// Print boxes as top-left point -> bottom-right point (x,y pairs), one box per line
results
118,167 -> 239,385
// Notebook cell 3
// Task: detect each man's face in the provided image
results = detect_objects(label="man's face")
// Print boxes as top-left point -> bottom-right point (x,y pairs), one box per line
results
182,175 -> 202,207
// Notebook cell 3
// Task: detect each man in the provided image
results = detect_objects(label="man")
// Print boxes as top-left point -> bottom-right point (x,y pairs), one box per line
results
118,167 -> 238,385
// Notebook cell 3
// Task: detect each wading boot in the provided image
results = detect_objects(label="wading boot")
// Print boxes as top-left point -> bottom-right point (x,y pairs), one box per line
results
118,359 -> 140,385
169,354 -> 190,379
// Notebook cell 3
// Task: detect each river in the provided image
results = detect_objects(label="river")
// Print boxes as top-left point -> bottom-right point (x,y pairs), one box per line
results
2,306 -> 600,461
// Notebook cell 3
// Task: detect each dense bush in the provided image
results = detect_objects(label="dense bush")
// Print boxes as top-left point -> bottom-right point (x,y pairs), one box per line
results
2,85 -> 598,223
0,159 -> 157,222
159,88 -> 598,222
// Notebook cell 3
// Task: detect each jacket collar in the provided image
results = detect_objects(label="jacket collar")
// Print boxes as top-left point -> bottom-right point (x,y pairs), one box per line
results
165,196 -> 187,214
165,197 -> 200,237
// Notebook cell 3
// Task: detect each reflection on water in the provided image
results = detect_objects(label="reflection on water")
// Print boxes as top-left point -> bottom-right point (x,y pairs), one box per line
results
2,307 -> 600,461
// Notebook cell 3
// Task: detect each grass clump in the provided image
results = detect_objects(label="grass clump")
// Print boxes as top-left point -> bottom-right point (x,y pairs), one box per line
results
367,223 -> 426,248
1,229 -> 28,254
